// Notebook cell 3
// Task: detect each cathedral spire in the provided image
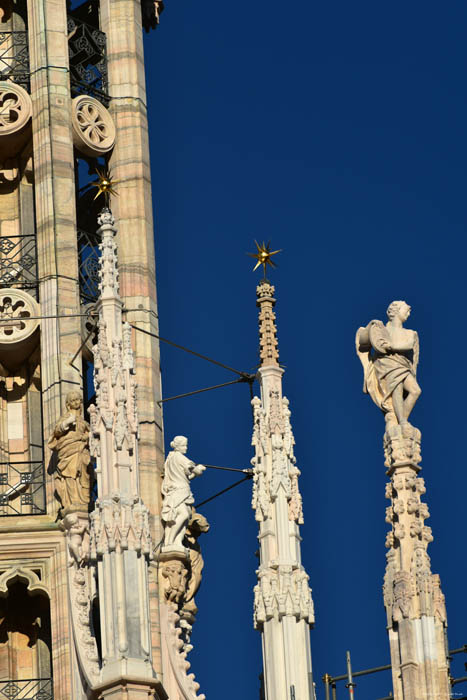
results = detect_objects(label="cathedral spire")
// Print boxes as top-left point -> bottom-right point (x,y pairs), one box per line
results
250,258 -> 315,700
356,303 -> 450,700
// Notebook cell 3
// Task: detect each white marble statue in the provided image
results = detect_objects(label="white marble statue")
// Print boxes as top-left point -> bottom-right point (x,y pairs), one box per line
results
356,301 -> 421,425
161,436 -> 205,548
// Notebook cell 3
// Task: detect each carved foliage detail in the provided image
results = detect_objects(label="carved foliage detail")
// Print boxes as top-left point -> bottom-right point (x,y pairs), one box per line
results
384,422 -> 421,469
90,494 -> 153,557
254,564 -> 314,628
256,281 -> 279,365
62,512 -> 100,683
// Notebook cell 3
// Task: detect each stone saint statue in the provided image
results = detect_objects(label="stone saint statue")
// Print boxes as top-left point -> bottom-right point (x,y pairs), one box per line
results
356,301 -> 421,425
48,390 -> 92,510
161,436 -> 205,548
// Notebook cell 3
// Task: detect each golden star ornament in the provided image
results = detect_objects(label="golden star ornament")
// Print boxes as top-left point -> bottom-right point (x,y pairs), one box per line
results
91,167 -> 119,204
247,240 -> 282,277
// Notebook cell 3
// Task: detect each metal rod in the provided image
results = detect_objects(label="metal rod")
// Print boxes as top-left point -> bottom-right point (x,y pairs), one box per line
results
158,378 -> 245,404
195,475 -> 252,508
450,646 -> 467,655
130,322 -> 256,380
69,321 -> 97,368
345,651 -> 355,699
452,676 -> 467,686
330,664 -> 391,682
323,675 -> 331,700
203,463 -> 253,475
331,682 -> 337,700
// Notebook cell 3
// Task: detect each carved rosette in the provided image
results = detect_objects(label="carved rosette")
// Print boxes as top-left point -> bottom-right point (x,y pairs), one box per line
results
71,95 -> 116,157
254,564 -> 315,629
0,82 -> 32,157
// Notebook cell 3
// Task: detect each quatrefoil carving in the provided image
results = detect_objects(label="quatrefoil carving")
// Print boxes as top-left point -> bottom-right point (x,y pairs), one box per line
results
71,95 -> 116,157
0,82 -> 32,137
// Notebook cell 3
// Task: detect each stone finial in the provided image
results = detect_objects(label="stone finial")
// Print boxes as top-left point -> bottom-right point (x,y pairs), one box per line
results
256,281 -> 279,367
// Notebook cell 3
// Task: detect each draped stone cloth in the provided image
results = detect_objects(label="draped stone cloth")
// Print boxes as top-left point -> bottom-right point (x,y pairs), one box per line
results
48,414 -> 91,508
161,451 -> 195,524
357,320 -> 416,415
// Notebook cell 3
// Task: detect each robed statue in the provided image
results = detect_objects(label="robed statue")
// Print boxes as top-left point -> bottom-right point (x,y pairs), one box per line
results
48,391 -> 92,510
356,301 -> 421,425
161,436 -> 205,548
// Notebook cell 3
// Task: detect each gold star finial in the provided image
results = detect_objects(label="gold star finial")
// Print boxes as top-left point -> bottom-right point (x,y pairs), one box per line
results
247,240 -> 281,278
91,167 -> 119,205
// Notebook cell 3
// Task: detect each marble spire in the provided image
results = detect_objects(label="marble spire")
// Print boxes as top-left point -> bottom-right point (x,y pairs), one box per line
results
88,208 -> 156,691
356,302 -> 450,700
251,279 -> 314,700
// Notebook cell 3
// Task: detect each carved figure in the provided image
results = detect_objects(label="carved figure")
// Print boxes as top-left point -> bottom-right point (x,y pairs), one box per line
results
161,436 -> 205,547
182,509 -> 210,617
48,391 -> 92,510
162,561 -> 188,603
63,512 -> 89,566
356,301 -> 421,425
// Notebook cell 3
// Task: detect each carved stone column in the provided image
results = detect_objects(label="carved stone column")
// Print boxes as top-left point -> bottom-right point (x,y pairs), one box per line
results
383,424 -> 450,700
251,281 -> 314,700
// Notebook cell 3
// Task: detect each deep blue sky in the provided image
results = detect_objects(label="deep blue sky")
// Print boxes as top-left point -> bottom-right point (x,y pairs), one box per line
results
144,3 -> 467,698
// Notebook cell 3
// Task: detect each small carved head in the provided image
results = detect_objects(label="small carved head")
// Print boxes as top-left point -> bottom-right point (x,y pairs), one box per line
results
171,436 -> 188,454
65,390 -> 82,411
386,300 -> 411,322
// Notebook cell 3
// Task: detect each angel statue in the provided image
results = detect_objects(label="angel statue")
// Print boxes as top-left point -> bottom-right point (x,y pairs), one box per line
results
161,436 -> 205,548
356,301 -> 421,425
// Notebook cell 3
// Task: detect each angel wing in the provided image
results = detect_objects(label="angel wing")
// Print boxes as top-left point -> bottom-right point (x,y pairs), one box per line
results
355,327 -> 371,393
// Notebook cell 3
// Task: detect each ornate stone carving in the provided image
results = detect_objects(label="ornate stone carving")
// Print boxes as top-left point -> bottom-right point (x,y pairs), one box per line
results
162,560 -> 189,604
182,510 -> 210,619
97,209 -> 119,295
356,301 -> 421,425
159,602 -> 206,700
71,95 -> 116,157
61,511 -> 100,685
256,281 -> 279,366
0,288 -> 39,344
392,571 -> 413,622
48,391 -> 93,511
90,493 -> 153,557
384,422 -> 421,470
161,436 -> 205,549
253,564 -> 314,628
0,82 -> 32,157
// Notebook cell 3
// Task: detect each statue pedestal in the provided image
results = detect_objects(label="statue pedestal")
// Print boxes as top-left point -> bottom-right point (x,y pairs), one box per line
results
158,545 -> 189,562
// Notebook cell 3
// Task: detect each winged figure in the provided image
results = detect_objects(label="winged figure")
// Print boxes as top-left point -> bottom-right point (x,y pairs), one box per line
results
356,301 -> 421,425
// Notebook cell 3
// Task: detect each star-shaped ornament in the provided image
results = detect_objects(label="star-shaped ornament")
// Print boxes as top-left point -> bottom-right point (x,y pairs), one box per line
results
247,240 -> 281,277
91,167 -> 119,205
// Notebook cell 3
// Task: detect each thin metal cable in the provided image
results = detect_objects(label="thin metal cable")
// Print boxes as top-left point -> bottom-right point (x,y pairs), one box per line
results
195,475 -> 252,508
158,378 -> 249,405
130,322 -> 256,380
